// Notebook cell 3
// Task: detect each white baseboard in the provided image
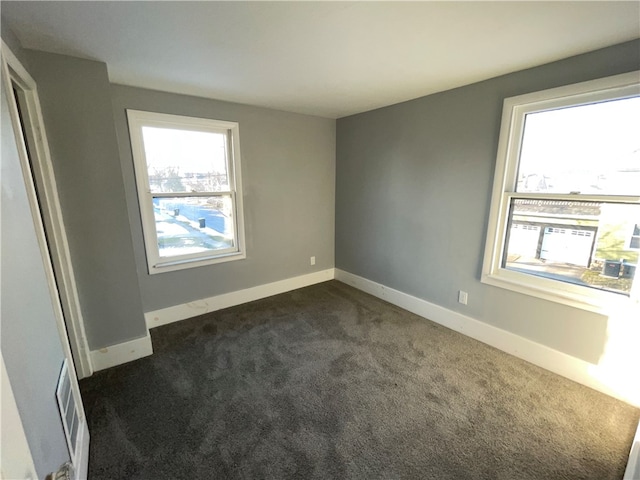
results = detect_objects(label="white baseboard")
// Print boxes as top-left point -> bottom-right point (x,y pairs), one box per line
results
335,268 -> 639,407
145,268 -> 336,329
90,333 -> 153,372
117,266 -> 637,407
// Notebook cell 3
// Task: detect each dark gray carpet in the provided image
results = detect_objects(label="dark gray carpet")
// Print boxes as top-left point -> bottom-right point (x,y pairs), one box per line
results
80,280 -> 639,479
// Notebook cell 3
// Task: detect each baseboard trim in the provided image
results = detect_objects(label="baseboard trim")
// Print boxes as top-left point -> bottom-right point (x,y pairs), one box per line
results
90,333 -> 153,372
145,268 -> 336,329
335,268 -> 639,407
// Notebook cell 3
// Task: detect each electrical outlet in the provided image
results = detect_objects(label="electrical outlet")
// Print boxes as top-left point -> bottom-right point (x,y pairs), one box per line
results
310,256 -> 316,266
458,290 -> 468,305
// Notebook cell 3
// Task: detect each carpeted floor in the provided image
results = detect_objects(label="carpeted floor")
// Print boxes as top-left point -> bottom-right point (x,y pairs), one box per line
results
80,280 -> 639,479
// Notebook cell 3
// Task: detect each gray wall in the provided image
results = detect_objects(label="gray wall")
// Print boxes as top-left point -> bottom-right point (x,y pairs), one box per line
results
1,58 -> 69,477
111,85 -> 336,312
336,39 -> 640,364
23,51 -> 147,350
13,44 -> 334,350
1,17 -> 25,63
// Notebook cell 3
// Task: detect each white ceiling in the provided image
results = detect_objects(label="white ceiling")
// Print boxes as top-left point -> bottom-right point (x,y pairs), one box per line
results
2,1 -> 639,118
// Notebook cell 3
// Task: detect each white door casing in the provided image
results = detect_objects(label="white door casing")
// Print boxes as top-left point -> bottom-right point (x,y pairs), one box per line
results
1,43 -> 90,479
1,41 -> 92,379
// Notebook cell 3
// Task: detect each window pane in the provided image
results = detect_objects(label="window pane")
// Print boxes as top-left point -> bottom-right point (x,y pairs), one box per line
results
153,196 -> 235,258
142,126 -> 229,193
516,96 -> 640,195
503,199 -> 638,296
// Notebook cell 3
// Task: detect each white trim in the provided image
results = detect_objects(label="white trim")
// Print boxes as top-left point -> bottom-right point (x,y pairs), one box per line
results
146,268 -> 335,329
74,420 -> 89,480
624,423 -> 640,480
54,360 -> 88,480
126,109 -> 247,275
482,70 -> 640,313
90,333 -> 154,372
55,361 -> 75,467
1,41 -> 93,378
335,268 -> 640,408
1,43 -> 90,478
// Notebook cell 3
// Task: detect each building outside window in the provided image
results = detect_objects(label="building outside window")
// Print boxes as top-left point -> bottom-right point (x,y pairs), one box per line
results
482,72 -> 640,311
629,224 -> 640,250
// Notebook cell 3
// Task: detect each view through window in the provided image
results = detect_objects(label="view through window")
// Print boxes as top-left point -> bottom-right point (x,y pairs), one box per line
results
504,97 -> 639,296
504,200 -> 638,296
143,127 -> 235,257
127,111 -> 245,273
483,73 -> 640,308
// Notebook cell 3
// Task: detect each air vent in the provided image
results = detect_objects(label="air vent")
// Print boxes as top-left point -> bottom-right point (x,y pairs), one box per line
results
56,361 -> 79,466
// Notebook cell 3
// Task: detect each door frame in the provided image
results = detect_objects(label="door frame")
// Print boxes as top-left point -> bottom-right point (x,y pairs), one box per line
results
1,41 -> 92,379
1,42 -> 90,478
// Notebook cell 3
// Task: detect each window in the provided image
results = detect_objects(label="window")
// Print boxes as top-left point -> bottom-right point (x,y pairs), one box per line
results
127,110 -> 245,274
482,72 -> 640,311
629,224 -> 640,250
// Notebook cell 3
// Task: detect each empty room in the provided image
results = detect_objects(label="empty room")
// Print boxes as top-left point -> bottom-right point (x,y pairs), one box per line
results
1,2 -> 640,479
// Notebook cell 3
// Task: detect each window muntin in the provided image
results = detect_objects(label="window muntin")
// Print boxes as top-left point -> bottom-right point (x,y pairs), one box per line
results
127,110 -> 245,274
483,72 -> 640,311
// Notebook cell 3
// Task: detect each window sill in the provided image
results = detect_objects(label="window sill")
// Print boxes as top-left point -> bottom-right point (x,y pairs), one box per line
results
149,250 -> 246,275
481,269 -> 637,315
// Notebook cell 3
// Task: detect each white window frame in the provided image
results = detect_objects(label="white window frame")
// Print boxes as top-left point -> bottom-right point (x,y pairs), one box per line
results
482,71 -> 640,313
127,110 -> 246,274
